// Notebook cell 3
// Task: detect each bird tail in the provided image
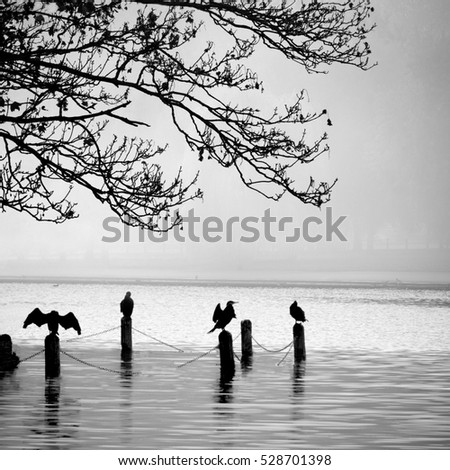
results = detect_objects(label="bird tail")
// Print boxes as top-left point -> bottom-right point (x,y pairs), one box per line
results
207,326 -> 216,334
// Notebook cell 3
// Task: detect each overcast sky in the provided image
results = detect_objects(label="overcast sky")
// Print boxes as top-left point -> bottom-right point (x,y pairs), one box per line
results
1,0 -> 449,281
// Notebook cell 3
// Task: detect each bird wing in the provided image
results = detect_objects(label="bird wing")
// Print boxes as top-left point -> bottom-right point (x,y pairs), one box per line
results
121,298 -> 134,313
23,308 -> 49,328
59,312 -> 82,335
212,303 -> 222,323
298,306 -> 306,322
289,302 -> 296,319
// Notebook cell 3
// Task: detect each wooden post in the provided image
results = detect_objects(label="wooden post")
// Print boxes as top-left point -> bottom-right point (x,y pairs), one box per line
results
121,316 -> 132,352
241,320 -> 253,359
45,333 -> 60,378
293,323 -> 306,362
0,334 -> 13,357
219,330 -> 235,374
0,334 -> 19,371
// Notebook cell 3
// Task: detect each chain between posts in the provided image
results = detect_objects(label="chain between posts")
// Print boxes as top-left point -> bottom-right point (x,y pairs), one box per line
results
232,331 -> 242,361
251,335 -> 293,353
132,327 -> 184,352
17,348 -> 45,363
276,341 -> 294,366
64,326 -> 121,342
14,326 -> 295,371
60,349 -> 142,375
177,345 -> 218,368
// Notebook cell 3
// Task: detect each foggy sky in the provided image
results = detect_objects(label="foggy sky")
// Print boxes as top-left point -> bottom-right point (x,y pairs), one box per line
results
1,0 -> 450,282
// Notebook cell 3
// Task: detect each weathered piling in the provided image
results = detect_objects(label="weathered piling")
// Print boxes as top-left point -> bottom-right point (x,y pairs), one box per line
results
218,330 -> 235,374
45,333 -> 60,378
293,323 -> 306,362
0,334 -> 20,371
241,319 -> 253,359
121,316 -> 132,352
0,334 -> 13,357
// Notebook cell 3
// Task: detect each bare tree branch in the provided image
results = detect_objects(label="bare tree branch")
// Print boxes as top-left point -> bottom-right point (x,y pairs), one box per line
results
0,0 -> 375,229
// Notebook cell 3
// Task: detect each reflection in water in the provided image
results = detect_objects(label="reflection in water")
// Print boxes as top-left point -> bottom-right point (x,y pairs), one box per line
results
289,361 -> 307,447
290,360 -> 306,428
216,369 -> 234,405
0,368 -> 20,392
292,361 -> 306,397
120,350 -> 133,446
3,345 -> 450,449
0,369 -> 20,427
240,354 -> 253,375
45,377 -> 61,429
27,377 -> 80,448
213,368 -> 235,447
120,350 -> 133,387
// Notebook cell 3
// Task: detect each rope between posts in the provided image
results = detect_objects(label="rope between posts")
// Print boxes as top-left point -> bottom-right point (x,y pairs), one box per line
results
232,332 -> 242,361
60,349 -> 142,376
132,327 -> 184,352
251,335 -> 293,353
17,348 -> 45,363
64,326 -> 121,342
177,345 -> 218,368
276,341 -> 294,366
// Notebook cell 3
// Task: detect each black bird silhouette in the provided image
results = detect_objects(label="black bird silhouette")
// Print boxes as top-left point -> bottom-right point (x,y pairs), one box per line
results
120,291 -> 134,318
290,301 -> 308,323
208,301 -> 237,333
23,308 -> 81,335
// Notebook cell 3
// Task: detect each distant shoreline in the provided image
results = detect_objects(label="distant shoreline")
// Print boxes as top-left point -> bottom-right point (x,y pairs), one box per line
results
0,275 -> 449,290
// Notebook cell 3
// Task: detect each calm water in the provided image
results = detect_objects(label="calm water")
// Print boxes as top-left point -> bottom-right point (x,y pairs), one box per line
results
1,280 -> 450,449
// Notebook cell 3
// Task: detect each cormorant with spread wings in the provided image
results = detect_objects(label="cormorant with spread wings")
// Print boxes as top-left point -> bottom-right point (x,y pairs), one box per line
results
23,308 -> 81,335
208,301 -> 237,333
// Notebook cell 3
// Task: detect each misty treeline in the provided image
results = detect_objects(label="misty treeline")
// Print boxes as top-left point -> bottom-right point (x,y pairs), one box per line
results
0,0 -> 375,230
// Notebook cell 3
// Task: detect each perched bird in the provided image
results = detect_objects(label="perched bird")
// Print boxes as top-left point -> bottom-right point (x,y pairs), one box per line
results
23,308 -> 81,335
290,301 -> 308,323
120,291 -> 134,318
208,301 -> 237,333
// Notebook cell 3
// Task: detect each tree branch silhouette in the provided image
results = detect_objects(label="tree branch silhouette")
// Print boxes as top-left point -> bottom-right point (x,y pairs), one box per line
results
0,0 -> 375,229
